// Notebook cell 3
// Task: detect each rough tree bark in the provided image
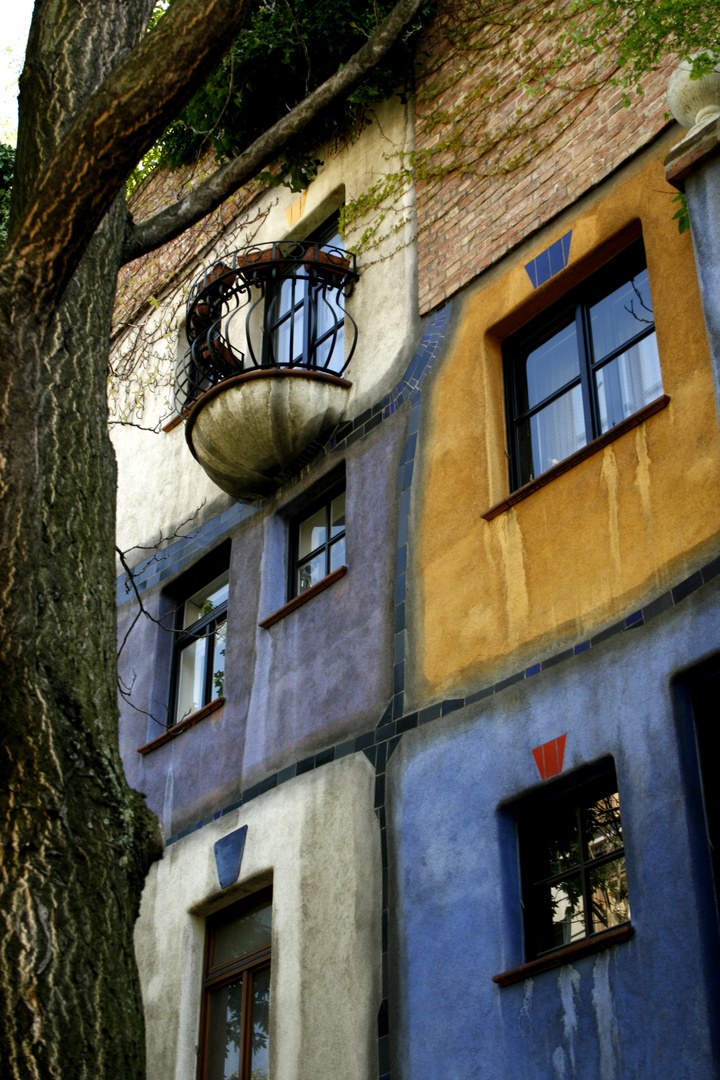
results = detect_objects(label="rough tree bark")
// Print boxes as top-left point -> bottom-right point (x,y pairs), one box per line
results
0,0 -> 424,1076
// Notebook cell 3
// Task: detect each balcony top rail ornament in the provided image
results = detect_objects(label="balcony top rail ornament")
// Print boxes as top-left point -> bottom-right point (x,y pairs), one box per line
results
174,240 -> 359,416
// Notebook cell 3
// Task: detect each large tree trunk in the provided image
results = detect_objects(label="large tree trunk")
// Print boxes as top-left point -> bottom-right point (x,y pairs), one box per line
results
0,2 -> 161,1076
0,0 -> 426,1073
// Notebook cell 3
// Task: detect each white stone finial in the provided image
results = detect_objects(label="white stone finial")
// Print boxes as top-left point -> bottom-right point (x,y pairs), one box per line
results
667,55 -> 720,132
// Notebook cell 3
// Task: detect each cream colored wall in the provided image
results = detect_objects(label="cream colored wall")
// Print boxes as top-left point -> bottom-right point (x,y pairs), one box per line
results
134,755 -> 381,1080
410,132 -> 720,701
112,97 -> 418,558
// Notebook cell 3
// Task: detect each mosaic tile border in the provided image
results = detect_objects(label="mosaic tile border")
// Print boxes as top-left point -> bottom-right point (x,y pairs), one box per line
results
116,502 -> 258,607
164,548 -> 720,847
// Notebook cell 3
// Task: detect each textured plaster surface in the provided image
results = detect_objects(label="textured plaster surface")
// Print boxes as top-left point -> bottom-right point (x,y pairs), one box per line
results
134,755 -> 381,1080
411,141 -> 720,700
189,375 -> 351,499
120,409 -> 407,835
388,584 -> 720,1080
686,153 -> 720,428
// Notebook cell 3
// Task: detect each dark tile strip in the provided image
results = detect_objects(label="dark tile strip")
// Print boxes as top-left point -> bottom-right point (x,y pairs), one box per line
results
164,549 -> 720,847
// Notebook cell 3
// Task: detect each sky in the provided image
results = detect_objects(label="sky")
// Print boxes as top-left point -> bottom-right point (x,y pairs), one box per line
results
1,0 -> 34,142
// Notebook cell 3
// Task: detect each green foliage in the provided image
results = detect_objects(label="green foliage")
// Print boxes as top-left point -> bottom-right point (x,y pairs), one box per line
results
568,0 -> 720,92
147,0 -> 433,186
672,191 -> 690,233
0,142 -> 14,247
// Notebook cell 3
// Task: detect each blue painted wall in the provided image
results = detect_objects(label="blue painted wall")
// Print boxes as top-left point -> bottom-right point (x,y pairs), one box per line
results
388,580 -> 720,1079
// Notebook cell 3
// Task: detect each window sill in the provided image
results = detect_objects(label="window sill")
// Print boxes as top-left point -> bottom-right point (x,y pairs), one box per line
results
136,697 -> 225,755
258,565 -> 347,629
492,923 -> 635,986
482,395 -> 670,522
162,414 -> 184,433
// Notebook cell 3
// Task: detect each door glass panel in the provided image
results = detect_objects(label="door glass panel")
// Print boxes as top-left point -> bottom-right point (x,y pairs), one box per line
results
206,977 -> 243,1080
521,319 -> 580,412
175,636 -> 207,723
213,899 -> 273,968
589,267 -> 654,362
272,277 -> 304,365
595,333 -> 662,432
298,507 -> 327,559
313,288 -> 344,372
250,966 -> 271,1080
518,384 -> 587,484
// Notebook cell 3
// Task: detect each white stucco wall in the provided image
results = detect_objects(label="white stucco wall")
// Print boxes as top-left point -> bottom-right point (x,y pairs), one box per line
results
112,96 -> 419,557
134,755 -> 382,1080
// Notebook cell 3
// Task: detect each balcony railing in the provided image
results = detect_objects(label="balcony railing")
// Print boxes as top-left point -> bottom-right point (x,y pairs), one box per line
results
174,240 -> 359,415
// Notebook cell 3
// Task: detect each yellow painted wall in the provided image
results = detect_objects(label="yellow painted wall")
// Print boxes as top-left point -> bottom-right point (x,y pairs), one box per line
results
413,140 -> 720,698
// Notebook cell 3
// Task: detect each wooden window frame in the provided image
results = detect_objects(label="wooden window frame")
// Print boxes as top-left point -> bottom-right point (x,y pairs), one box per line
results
518,760 -> 631,963
197,887 -> 272,1080
167,544 -> 230,728
503,238 -> 662,492
288,481 -> 346,602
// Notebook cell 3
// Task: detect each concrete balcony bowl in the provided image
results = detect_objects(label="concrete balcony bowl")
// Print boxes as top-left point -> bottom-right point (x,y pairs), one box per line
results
185,368 -> 351,501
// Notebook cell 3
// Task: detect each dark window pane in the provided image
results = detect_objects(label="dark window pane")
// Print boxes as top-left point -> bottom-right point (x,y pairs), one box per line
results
589,267 -> 654,362
517,384 -> 586,483
175,636 -> 208,723
539,808 -> 580,880
588,857 -> 630,933
212,620 -> 227,699
291,483 -> 346,600
314,289 -> 344,371
184,571 -> 230,628
250,966 -> 271,1080
297,507 -> 327,560
331,492 -> 345,536
533,874 -> 585,954
206,977 -> 243,1080
296,553 -> 325,595
213,900 -> 272,968
583,793 -> 623,860
329,536 -> 345,573
521,319 -> 580,412
594,333 -> 662,432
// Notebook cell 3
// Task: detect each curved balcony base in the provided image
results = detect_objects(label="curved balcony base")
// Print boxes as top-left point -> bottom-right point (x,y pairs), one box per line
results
185,369 -> 352,501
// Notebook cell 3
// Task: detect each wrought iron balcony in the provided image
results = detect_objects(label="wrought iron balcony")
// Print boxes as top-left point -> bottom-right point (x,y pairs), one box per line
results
175,240 -> 359,501
175,239 -> 358,413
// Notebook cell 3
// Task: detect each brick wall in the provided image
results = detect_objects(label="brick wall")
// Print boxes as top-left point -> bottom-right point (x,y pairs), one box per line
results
414,2 -> 675,314
113,163 -> 266,340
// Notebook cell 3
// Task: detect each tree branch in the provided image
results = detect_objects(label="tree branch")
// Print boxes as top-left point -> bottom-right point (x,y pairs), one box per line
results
122,0 -> 426,264
0,0 -> 255,310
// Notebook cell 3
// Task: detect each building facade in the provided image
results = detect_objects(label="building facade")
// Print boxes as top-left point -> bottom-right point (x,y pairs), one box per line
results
113,23 -> 720,1080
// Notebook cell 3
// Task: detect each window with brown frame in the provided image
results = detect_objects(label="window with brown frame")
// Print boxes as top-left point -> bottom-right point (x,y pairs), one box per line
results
519,762 -> 630,960
198,889 -> 272,1080
288,482 -> 346,600
503,239 -> 663,491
